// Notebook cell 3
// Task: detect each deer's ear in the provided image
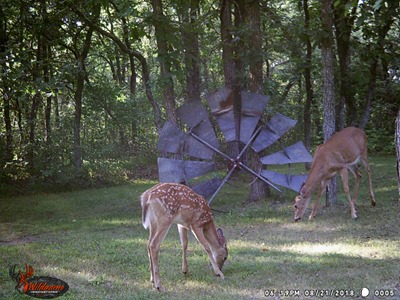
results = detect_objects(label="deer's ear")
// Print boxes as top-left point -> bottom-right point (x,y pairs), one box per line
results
217,228 -> 226,247
299,182 -> 306,195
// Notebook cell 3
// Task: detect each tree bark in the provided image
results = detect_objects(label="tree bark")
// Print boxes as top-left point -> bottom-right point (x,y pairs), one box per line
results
1,11 -> 13,162
220,0 -> 235,89
321,0 -> 337,206
220,0 -> 240,167
73,5 -> 99,171
152,0 -> 177,124
303,0 -> 313,170
248,0 -> 270,201
182,0 -> 201,102
333,1 -> 357,129
396,109 -> 400,205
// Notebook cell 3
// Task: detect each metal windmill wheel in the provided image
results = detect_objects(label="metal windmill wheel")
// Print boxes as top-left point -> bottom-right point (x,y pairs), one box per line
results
157,87 -> 312,204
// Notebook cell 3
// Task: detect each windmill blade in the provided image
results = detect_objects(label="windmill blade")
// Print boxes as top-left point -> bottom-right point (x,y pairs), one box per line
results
205,87 -> 232,114
176,101 -> 220,159
260,141 -> 313,165
158,157 -> 185,182
215,110 -> 237,142
177,100 -> 209,128
205,88 -> 270,144
190,119 -> 220,152
191,177 -> 223,199
239,116 -> 260,144
239,91 -> 269,144
158,158 -> 215,183
241,91 -> 269,116
157,121 -> 215,160
157,121 -> 186,155
252,113 -> 297,152
205,88 -> 237,142
261,170 -> 308,192
184,133 -> 216,160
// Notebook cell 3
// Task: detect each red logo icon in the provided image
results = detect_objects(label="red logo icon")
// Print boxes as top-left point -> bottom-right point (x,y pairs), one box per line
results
9,263 -> 69,298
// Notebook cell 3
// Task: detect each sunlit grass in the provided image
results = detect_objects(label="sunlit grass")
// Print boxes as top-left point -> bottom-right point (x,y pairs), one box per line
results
1,156 -> 399,299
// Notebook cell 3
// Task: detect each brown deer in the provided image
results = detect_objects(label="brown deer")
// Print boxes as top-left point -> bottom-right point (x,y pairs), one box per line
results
141,183 -> 228,291
294,127 -> 376,221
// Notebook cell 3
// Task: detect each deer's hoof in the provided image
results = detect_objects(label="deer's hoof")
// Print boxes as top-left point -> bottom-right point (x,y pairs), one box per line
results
156,285 -> 165,292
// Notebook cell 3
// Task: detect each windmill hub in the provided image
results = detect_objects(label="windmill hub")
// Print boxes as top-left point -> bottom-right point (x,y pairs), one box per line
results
157,88 -> 312,204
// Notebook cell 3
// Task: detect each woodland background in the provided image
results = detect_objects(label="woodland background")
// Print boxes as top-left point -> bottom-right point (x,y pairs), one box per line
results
1,0 -> 399,196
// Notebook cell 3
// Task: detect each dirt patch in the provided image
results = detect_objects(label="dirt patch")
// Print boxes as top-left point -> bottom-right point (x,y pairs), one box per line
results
0,235 -> 40,246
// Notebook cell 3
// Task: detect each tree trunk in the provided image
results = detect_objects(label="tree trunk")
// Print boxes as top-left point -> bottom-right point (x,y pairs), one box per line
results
26,93 -> 41,172
248,0 -> 270,201
73,6 -> 99,171
220,0 -> 240,168
182,0 -> 201,102
3,92 -> 13,162
152,0 -> 177,124
333,1 -> 357,129
359,60 -> 377,130
321,0 -> 337,206
303,0 -> 313,170
122,17 -> 136,95
44,45 -> 52,143
73,67 -> 84,170
220,0 -> 235,88
396,109 -> 400,205
1,6 -> 13,164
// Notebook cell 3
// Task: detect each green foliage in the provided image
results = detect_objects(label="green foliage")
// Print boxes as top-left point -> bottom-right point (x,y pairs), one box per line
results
1,0 -> 399,194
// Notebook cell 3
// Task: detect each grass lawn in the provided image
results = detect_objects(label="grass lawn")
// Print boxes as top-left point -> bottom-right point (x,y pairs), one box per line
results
0,156 -> 399,299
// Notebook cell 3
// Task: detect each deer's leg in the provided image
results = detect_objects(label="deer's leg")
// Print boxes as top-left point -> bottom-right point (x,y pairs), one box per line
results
148,222 -> 171,291
340,168 -> 357,219
309,181 -> 328,220
178,224 -> 189,274
348,165 -> 361,206
361,155 -> 376,206
147,227 -> 154,285
190,226 -> 224,279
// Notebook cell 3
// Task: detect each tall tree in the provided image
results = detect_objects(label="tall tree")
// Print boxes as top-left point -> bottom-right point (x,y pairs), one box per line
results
302,0 -> 314,169
321,0 -> 337,205
71,4 -> 100,170
0,4 -> 13,163
333,0 -> 357,129
247,0 -> 270,201
151,0 -> 177,124
359,0 -> 399,129
220,0 -> 242,168
180,0 -> 201,102
396,109 -> 400,205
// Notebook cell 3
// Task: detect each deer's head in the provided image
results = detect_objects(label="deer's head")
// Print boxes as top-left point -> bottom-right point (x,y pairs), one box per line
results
215,228 -> 228,271
294,184 -> 311,221
294,195 -> 308,221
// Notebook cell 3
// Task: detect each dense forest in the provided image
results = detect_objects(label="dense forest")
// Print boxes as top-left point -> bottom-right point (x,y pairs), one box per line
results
1,0 -> 399,194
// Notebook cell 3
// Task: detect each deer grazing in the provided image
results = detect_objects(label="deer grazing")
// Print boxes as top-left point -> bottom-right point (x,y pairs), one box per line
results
141,183 -> 228,291
294,127 -> 376,221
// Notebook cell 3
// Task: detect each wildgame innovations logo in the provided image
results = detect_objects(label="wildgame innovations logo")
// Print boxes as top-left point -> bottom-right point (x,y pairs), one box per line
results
9,263 -> 69,299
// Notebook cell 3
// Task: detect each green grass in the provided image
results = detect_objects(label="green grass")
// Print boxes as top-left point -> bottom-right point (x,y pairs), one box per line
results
0,156 -> 399,299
